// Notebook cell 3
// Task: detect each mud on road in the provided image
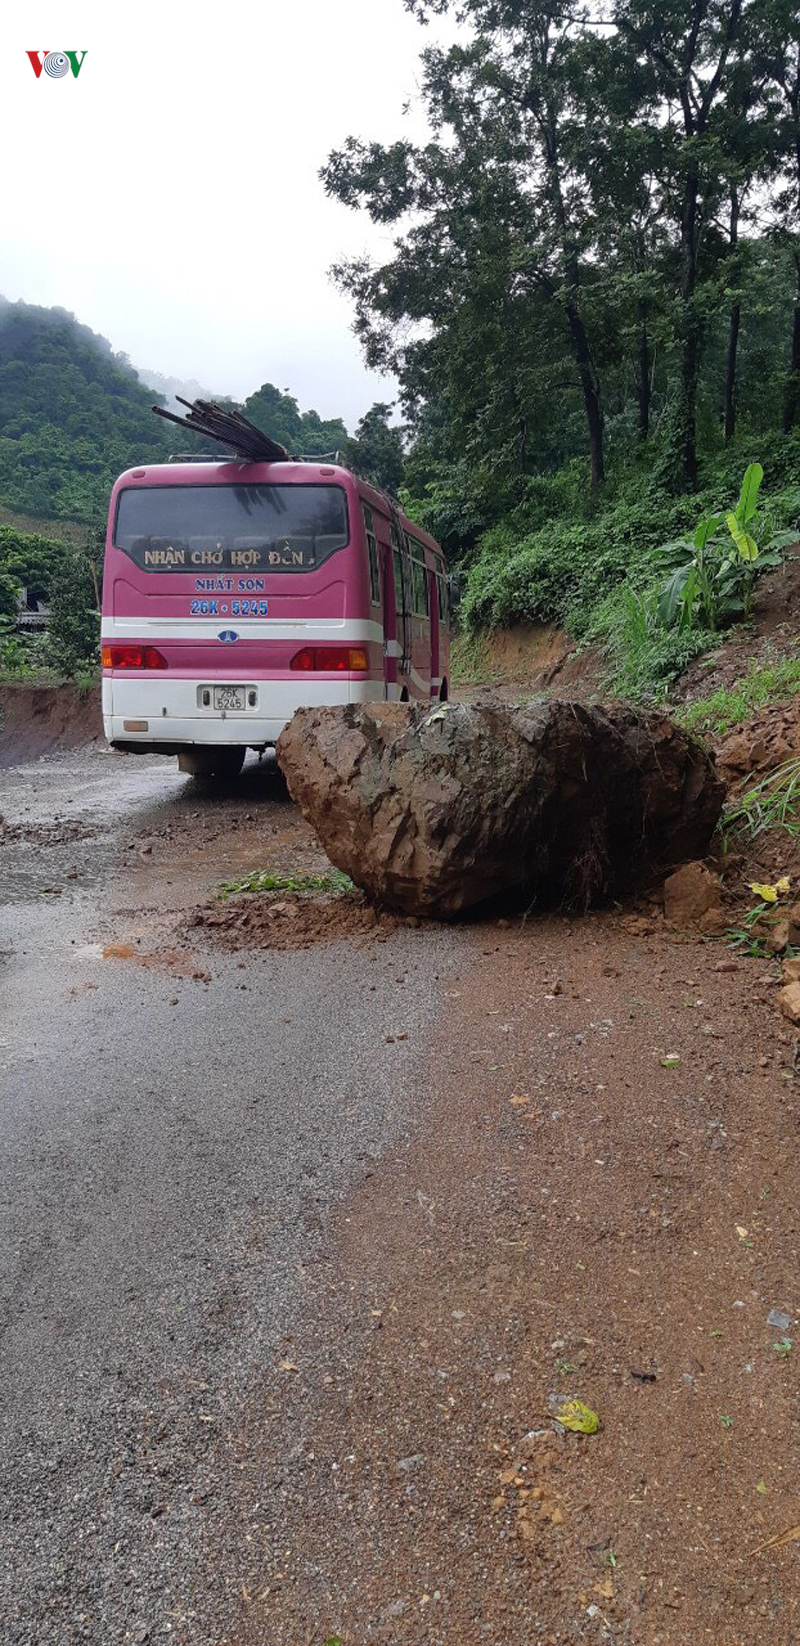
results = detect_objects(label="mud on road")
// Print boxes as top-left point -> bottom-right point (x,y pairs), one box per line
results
1,745 -> 799,1645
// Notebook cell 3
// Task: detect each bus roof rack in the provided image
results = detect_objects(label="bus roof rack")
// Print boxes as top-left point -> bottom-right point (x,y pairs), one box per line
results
168,451 -> 238,463
296,451 -> 347,465
152,397 -> 290,463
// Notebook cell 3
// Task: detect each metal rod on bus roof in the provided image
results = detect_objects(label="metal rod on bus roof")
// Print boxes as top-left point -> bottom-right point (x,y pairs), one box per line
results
174,397 -> 290,460
151,398 -> 291,463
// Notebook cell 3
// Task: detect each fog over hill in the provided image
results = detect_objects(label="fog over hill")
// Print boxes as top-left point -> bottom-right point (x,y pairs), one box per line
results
0,297 -> 372,526
136,370 -> 219,417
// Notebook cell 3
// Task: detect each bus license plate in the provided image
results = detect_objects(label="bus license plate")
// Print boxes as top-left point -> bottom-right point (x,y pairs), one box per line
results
213,685 -> 246,711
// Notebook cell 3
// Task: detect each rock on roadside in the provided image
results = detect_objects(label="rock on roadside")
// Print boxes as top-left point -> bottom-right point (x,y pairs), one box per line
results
276,700 -> 724,918
663,861 -> 727,935
778,981 -> 800,1025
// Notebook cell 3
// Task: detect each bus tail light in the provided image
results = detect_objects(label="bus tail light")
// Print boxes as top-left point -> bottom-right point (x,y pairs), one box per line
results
102,644 -> 168,670
290,646 -> 369,672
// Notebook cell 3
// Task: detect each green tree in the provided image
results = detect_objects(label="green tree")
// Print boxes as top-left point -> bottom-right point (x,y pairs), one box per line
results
752,0 -> 800,430
242,382 -> 349,455
324,4 -> 610,499
45,534 -> 101,677
346,403 -> 405,492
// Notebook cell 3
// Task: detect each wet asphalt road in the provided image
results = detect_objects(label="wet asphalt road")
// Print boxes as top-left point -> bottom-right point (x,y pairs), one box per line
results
0,747 -> 459,1645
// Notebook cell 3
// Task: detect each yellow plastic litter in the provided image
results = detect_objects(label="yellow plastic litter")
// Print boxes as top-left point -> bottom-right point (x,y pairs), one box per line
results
749,882 -> 779,903
777,876 -> 792,893
554,1399 -> 600,1434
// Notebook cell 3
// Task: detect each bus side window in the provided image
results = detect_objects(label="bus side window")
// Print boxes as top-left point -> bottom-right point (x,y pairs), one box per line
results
436,570 -> 447,622
363,504 -> 380,605
412,557 -> 429,617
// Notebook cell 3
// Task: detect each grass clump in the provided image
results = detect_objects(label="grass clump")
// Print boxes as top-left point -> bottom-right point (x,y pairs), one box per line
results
678,656 -> 800,737
582,584 -> 715,701
723,758 -> 800,840
218,868 -> 354,899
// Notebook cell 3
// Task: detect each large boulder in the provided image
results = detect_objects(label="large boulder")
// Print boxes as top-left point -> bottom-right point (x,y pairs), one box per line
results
276,700 -> 724,918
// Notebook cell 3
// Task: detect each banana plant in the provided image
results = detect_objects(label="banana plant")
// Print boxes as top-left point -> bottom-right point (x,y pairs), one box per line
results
658,464 -> 793,632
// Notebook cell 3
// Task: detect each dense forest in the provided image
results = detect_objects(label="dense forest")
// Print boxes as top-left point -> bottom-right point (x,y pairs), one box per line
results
324,0 -> 800,690
324,0 -> 800,517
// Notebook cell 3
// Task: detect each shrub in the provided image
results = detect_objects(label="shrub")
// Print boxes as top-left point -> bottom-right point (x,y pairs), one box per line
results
45,540 -> 100,677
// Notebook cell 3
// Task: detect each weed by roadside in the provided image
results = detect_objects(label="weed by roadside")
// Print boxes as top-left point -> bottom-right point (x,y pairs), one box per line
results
723,759 -> 800,840
678,657 -> 800,737
584,585 -> 713,700
218,869 -> 354,899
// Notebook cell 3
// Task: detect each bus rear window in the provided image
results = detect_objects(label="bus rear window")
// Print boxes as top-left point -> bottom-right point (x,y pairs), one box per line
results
113,483 -> 349,572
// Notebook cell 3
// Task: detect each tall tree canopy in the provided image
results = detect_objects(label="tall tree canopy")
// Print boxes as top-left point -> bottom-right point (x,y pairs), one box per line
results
322,0 -> 800,524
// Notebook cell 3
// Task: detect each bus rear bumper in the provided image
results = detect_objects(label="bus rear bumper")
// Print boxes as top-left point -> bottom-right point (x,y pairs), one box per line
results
102,676 -> 385,750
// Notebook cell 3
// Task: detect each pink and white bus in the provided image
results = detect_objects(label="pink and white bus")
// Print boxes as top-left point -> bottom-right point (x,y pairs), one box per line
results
101,456 -> 449,778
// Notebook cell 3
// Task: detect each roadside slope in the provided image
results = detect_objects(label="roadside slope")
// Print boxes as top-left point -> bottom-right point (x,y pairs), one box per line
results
0,682 -> 102,767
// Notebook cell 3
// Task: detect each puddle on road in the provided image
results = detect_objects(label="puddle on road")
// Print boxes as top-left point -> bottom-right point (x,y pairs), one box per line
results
0,838 -> 118,906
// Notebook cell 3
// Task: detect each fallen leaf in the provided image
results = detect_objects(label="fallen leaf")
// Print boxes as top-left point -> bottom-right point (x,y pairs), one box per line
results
554,1398 -> 600,1434
736,1225 -> 749,1240
510,1093 -> 531,1106
594,1578 -> 614,1601
278,1359 -> 298,1372
659,1053 -> 681,1068
756,1480 -> 768,1495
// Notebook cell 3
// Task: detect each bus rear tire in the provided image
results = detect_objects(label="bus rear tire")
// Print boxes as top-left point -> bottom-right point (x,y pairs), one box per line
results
178,748 -> 246,780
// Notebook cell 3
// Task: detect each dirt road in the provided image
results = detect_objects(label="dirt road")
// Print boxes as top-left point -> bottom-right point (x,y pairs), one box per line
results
1,746 -> 799,1644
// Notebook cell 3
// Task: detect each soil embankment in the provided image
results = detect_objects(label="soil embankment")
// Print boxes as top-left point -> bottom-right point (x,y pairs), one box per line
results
0,682 -> 102,768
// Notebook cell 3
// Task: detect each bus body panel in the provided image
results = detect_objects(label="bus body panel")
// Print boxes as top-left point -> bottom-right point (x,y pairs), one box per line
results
101,459 -> 449,754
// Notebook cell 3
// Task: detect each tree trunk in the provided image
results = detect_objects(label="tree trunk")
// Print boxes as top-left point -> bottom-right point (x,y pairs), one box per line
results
783,255 -> 800,434
724,302 -> 741,444
565,297 -> 605,497
678,167 -> 700,491
636,302 -> 651,442
723,186 -> 741,444
542,110 -> 604,500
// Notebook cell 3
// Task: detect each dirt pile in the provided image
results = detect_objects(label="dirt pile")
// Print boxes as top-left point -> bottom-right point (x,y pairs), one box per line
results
277,699 -> 724,918
187,890 -> 398,951
663,859 -> 727,934
0,683 -> 102,767
717,699 -> 800,785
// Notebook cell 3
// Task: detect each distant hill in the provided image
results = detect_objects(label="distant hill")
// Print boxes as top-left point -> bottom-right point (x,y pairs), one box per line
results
0,300 -> 355,528
0,298 -> 175,525
0,297 -> 401,530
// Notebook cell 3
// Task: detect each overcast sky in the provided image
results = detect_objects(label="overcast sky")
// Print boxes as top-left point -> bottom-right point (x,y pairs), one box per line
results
2,0 -> 447,429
